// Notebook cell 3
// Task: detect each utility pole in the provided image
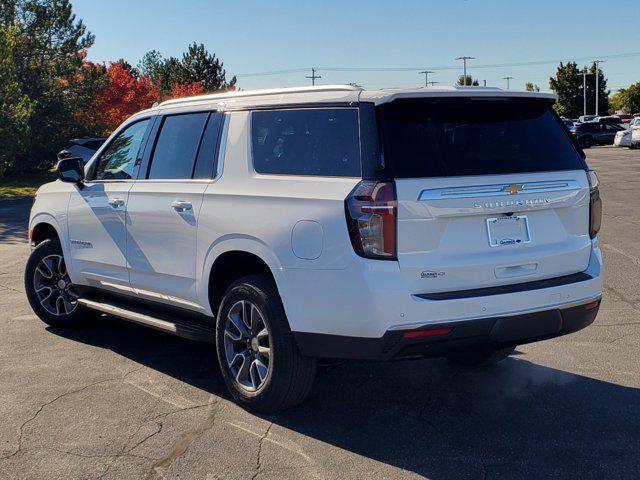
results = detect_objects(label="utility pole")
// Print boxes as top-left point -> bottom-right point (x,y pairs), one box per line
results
455,56 -> 474,86
502,76 -> 514,89
419,70 -> 434,87
483,79 -> 487,87
592,60 -> 604,116
306,68 -> 321,86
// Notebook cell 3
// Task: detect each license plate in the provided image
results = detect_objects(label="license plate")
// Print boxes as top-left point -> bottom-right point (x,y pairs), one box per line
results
486,215 -> 531,247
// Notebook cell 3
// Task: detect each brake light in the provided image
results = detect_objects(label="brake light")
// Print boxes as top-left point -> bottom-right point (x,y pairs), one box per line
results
345,181 -> 397,260
587,170 -> 602,238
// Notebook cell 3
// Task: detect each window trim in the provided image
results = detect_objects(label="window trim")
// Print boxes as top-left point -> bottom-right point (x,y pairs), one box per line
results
143,111 -> 212,181
249,106 -> 363,179
85,116 -> 155,183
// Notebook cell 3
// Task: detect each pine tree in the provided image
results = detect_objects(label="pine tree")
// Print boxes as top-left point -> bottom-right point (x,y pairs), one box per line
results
456,75 -> 479,86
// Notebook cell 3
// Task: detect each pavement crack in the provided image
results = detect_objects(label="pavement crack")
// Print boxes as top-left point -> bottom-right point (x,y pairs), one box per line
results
252,416 -> 275,480
144,397 -> 219,480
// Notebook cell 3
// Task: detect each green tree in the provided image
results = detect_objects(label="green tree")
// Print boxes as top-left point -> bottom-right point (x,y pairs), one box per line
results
525,82 -> 540,92
180,42 -> 236,91
550,62 -> 609,118
0,27 -> 32,177
610,83 -> 640,113
1,0 -> 97,173
456,75 -> 479,86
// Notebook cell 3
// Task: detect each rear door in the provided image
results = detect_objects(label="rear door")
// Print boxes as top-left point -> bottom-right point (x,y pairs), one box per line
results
126,111 -> 223,309
378,97 -> 592,295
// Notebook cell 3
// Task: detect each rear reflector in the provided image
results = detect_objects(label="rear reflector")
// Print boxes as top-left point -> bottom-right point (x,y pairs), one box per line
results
584,300 -> 600,311
403,327 -> 453,339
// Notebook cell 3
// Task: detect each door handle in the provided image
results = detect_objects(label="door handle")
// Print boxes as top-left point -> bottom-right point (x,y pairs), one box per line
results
171,200 -> 193,212
108,198 -> 125,208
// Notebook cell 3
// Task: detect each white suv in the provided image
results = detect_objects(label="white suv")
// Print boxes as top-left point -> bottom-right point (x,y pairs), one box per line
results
25,85 -> 603,412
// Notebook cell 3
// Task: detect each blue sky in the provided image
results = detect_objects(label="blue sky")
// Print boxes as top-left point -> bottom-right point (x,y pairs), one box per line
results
74,0 -> 640,92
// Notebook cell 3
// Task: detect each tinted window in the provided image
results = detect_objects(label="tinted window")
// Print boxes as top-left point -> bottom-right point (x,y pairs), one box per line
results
94,120 -> 149,180
193,112 -> 223,179
148,113 -> 208,179
379,99 -> 584,178
251,109 -> 361,177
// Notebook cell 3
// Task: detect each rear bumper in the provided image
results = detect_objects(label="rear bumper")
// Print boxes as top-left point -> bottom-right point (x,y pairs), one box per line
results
294,297 -> 601,360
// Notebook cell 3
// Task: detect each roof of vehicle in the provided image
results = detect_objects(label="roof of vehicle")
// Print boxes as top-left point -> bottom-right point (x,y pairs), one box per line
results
151,84 -> 557,112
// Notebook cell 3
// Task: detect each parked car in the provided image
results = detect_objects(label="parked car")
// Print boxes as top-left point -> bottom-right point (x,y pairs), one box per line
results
26,85 -> 603,412
613,114 -> 636,124
632,127 -> 640,149
572,121 -> 624,148
57,137 -> 106,163
614,128 -> 633,147
578,115 -> 597,123
561,117 -> 574,129
593,116 -> 622,125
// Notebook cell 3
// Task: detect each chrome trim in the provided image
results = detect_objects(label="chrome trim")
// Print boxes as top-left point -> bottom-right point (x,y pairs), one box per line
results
418,180 -> 580,201
388,294 -> 602,331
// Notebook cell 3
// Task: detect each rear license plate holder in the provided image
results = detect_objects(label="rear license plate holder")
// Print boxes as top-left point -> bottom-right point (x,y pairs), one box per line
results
486,215 -> 531,247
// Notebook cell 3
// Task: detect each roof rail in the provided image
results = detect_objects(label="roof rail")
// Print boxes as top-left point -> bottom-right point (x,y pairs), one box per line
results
158,84 -> 362,107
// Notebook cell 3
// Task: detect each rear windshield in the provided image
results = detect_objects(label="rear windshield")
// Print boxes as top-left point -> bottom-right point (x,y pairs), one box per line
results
378,98 -> 584,178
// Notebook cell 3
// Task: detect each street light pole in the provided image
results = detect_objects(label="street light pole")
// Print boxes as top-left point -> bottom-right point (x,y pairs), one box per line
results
419,70 -> 434,87
582,67 -> 587,117
455,56 -> 474,86
592,60 -> 604,116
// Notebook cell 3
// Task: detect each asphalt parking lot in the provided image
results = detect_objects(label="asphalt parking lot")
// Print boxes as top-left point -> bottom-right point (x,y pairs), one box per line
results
1,146 -> 639,480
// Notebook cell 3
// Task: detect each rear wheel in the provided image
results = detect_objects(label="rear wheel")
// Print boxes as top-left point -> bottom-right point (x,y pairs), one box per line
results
24,239 -> 93,327
446,345 -> 516,367
215,275 -> 316,412
580,136 -> 593,148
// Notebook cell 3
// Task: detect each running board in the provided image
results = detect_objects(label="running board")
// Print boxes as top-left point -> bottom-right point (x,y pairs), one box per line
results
77,298 -> 214,342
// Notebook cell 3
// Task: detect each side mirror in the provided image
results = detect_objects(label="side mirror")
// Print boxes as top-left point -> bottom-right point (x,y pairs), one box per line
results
56,157 -> 85,184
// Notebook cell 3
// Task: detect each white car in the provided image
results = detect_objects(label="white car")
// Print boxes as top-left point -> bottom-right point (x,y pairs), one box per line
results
25,85 -> 603,412
614,128 -> 633,147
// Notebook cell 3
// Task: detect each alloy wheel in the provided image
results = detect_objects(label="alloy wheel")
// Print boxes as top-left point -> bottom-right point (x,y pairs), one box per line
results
33,254 -> 79,316
223,300 -> 272,392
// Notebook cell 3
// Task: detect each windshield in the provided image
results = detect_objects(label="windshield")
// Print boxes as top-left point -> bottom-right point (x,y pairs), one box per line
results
378,98 -> 585,178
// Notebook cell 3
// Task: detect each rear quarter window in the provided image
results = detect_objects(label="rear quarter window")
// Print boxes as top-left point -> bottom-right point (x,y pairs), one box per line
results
251,108 -> 361,177
379,98 -> 585,178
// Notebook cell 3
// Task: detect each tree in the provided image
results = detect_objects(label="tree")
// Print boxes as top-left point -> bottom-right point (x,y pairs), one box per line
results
97,60 -> 159,132
1,0 -> 97,173
456,75 -> 479,86
550,62 -> 609,118
525,82 -> 540,92
0,27 -> 32,176
138,44 -> 237,100
171,81 -> 204,99
610,83 -> 640,114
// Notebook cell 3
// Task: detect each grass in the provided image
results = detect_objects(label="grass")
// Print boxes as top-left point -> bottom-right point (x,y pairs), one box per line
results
0,172 -> 56,199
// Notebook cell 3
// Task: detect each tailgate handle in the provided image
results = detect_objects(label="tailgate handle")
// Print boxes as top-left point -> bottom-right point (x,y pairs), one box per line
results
495,263 -> 538,279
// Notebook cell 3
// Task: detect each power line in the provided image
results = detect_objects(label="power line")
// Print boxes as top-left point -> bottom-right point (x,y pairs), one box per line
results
234,51 -> 640,77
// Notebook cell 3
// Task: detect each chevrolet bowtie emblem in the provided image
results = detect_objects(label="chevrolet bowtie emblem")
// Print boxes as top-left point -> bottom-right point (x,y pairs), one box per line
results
503,184 -> 524,195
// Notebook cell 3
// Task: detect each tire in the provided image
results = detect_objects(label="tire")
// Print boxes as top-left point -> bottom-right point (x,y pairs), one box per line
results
446,345 -> 516,367
215,275 -> 316,412
580,136 -> 593,149
24,239 -> 93,328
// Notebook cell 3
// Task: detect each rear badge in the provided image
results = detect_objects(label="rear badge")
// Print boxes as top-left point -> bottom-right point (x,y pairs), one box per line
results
421,270 -> 445,279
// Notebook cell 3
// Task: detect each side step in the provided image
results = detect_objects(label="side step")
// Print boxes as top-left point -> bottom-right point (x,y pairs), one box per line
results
77,298 -> 214,342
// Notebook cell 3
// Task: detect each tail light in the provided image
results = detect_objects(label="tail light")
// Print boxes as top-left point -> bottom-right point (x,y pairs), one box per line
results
345,181 -> 397,260
587,170 -> 602,238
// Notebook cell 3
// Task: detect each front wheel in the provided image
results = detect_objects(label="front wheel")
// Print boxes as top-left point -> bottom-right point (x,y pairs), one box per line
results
24,239 -> 93,327
446,345 -> 516,367
580,136 -> 593,148
215,275 -> 316,412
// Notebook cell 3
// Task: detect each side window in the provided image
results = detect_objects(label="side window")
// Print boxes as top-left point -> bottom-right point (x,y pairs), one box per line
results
94,120 -> 150,180
251,108 -> 361,177
147,112 -> 209,179
193,112 -> 224,179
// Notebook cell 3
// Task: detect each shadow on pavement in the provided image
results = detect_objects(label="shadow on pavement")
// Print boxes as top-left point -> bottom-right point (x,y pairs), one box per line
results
49,317 -> 640,479
0,197 -> 32,244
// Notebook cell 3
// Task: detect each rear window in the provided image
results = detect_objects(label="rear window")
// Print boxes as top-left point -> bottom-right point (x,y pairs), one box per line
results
251,108 -> 361,177
378,98 -> 584,178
